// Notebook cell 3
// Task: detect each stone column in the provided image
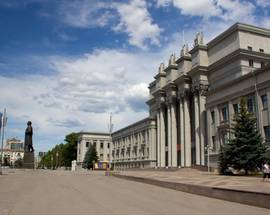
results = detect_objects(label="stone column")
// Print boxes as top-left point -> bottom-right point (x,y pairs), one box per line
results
194,91 -> 200,165
199,94 -> 206,165
157,111 -> 161,167
179,96 -> 185,167
183,93 -> 191,167
167,103 -> 172,166
171,102 -> 177,167
160,107 -> 166,167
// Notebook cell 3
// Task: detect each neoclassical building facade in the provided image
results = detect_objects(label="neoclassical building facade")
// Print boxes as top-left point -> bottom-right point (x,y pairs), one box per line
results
79,23 -> 270,170
77,132 -> 111,165
110,23 -> 270,169
111,118 -> 156,169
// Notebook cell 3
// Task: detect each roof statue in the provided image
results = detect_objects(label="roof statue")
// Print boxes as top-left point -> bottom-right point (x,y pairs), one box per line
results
168,53 -> 176,65
194,32 -> 204,46
181,43 -> 189,57
158,62 -> 165,73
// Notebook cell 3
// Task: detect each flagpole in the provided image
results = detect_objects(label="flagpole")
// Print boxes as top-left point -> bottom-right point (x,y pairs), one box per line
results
0,108 -> 6,175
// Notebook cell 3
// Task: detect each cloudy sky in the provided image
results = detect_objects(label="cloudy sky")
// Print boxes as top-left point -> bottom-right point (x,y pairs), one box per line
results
0,0 -> 270,152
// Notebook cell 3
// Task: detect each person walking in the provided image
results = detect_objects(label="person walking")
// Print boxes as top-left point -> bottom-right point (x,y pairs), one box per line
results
262,162 -> 270,182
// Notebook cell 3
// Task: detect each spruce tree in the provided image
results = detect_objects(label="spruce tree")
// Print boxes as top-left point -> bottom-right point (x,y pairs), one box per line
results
219,98 -> 267,175
83,145 -> 98,169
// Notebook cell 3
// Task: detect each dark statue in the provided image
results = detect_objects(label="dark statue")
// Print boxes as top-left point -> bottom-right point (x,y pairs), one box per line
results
24,121 -> 34,152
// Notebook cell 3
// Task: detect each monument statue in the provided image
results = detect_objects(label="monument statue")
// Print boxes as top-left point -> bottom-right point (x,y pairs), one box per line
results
24,121 -> 34,152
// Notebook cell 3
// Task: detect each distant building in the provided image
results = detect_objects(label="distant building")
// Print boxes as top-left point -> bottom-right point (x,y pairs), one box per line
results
76,132 -> 111,166
2,138 -> 24,166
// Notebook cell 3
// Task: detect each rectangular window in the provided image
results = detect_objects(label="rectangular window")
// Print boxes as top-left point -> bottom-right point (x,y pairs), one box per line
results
248,46 -> 252,51
264,126 -> 270,142
261,62 -> 265,68
211,111 -> 215,123
260,48 -> 264,53
221,107 -> 228,121
100,142 -> 103,149
86,142 -> 89,147
233,103 -> 238,114
93,142 -> 96,148
247,98 -> 254,113
261,94 -> 268,109
249,59 -> 254,67
107,142 -> 110,148
212,136 -> 216,151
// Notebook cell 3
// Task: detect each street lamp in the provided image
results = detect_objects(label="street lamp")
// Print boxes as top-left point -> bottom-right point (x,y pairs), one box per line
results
205,145 -> 213,173
51,156 -> 53,170
56,152 -> 59,169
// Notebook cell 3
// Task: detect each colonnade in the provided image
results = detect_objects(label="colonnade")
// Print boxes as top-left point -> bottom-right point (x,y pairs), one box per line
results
156,86 -> 207,167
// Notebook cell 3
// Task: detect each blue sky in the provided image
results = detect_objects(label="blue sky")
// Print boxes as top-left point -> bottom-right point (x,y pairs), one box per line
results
0,0 -> 270,152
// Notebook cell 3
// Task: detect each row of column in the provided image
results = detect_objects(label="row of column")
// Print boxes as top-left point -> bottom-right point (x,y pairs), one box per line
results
156,89 -> 206,167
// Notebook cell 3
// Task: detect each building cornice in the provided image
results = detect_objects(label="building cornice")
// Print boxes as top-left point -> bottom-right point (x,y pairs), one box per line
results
174,74 -> 192,85
164,64 -> 178,72
154,72 -> 166,80
187,65 -> 208,77
207,66 -> 270,106
189,44 -> 208,55
207,22 -> 270,49
175,55 -> 192,64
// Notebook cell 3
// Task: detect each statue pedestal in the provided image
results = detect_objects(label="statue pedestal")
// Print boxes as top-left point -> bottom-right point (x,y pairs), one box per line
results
23,152 -> 35,169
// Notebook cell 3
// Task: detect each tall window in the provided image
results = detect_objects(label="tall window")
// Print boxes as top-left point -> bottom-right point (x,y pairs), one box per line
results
93,142 -> 96,148
261,94 -> 268,109
100,142 -> 104,149
249,59 -> 254,67
233,103 -> 238,114
86,142 -> 89,147
211,111 -> 215,123
212,136 -> 216,151
107,142 -> 110,148
264,126 -> 270,142
247,97 -> 254,113
221,107 -> 228,121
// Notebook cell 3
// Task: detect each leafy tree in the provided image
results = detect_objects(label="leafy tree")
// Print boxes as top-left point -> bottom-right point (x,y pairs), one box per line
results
219,98 -> 267,175
83,145 -> 98,169
39,132 -> 79,169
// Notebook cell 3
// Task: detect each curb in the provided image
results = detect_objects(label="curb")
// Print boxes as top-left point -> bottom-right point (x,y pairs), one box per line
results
113,174 -> 270,209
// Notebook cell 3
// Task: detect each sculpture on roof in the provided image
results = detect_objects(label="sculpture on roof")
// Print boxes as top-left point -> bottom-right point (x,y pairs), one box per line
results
194,32 -> 204,46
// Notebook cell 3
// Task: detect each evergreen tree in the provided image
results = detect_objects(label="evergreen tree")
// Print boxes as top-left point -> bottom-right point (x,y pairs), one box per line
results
219,98 -> 267,175
82,145 -> 98,169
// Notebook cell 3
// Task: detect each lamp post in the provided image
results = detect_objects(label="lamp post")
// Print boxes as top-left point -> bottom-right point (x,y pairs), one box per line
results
56,152 -> 59,169
205,145 -> 213,173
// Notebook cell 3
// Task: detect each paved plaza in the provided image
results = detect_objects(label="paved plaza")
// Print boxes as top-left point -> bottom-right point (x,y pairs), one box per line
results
0,170 -> 269,215
117,168 -> 270,194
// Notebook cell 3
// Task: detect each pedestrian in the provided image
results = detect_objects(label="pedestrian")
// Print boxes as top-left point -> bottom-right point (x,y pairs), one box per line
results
262,162 -> 270,182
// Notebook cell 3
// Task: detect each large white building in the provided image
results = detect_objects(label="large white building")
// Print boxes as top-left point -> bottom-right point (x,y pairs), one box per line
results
110,23 -> 270,169
78,23 -> 270,170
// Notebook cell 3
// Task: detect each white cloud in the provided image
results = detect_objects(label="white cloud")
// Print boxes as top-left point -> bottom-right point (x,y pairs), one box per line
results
173,0 -> 221,18
57,0 -> 113,28
0,48 -> 164,151
256,0 -> 270,7
155,0 -> 172,7
157,0 -> 256,23
113,0 -> 162,49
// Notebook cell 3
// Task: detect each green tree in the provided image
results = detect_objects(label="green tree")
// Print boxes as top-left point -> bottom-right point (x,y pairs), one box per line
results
83,145 -> 98,169
219,98 -> 267,175
62,133 -> 78,167
39,132 -> 79,169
